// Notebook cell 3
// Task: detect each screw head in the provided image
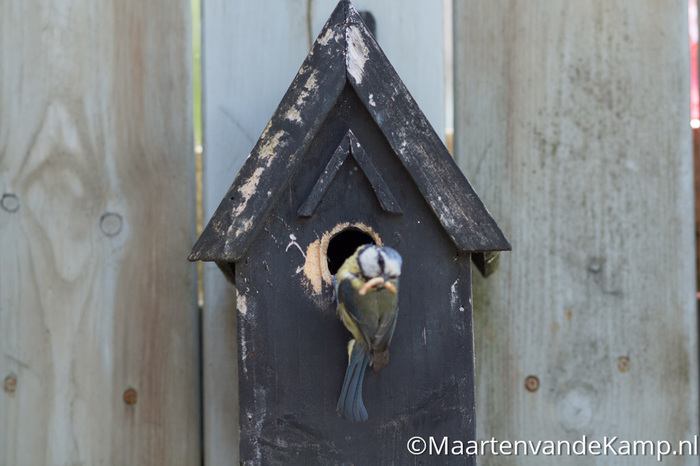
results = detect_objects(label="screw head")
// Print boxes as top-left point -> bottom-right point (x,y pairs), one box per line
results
524,375 -> 539,392
617,357 -> 631,372
3,375 -> 17,393
123,388 -> 138,405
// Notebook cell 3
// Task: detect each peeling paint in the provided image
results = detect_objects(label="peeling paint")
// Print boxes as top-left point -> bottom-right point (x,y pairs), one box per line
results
227,130 -> 288,236
237,292 -> 248,316
368,94 -> 376,106
286,233 -> 306,258
259,119 -> 273,142
228,166 -> 265,233
251,388 -> 267,462
239,168 -> 264,205
450,278 -> 460,310
304,70 -> 318,91
259,130 -> 285,164
229,219 -> 254,241
346,26 -> 368,84
285,106 -> 302,122
238,292 -> 249,374
284,234 -> 306,275
286,71 -> 319,123
317,27 -> 337,46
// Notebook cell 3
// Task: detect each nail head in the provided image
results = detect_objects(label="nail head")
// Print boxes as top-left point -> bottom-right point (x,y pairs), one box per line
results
617,357 -> 630,372
123,388 -> 138,405
3,375 -> 17,393
525,375 -> 539,392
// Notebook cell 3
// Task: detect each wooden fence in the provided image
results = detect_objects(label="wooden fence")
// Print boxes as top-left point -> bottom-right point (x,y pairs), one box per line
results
1,0 -> 696,464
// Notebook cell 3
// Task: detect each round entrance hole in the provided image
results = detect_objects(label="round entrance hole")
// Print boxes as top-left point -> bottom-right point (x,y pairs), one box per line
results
326,228 -> 375,275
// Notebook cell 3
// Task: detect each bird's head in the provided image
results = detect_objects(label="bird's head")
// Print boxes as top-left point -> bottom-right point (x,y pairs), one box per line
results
356,244 -> 402,295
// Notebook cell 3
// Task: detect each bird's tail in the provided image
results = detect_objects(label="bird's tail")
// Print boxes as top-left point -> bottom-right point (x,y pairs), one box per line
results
337,339 -> 370,422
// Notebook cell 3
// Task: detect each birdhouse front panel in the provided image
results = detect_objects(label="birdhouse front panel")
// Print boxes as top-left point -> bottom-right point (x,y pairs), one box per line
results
233,85 -> 476,464
190,1 -> 510,464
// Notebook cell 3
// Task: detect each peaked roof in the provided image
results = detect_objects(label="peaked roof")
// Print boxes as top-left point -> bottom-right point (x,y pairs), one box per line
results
190,0 -> 510,265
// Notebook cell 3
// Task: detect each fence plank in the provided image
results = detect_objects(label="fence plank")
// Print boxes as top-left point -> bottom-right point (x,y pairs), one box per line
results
454,1 -> 697,464
0,1 -> 199,464
200,1 -> 444,463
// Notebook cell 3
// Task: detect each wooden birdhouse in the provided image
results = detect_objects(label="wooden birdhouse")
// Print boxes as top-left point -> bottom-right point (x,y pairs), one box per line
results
189,1 -> 510,463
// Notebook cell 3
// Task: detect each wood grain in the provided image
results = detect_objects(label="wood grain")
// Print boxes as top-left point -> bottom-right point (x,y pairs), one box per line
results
454,1 -> 697,464
200,1 -> 446,463
0,0 -> 199,464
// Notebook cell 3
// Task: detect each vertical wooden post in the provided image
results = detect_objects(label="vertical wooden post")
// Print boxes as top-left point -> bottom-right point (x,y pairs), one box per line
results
0,1 -> 199,464
201,0 -> 445,462
455,1 -> 698,463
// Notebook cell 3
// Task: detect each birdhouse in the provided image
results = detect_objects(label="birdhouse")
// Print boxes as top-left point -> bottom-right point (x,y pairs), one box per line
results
189,1 -> 510,464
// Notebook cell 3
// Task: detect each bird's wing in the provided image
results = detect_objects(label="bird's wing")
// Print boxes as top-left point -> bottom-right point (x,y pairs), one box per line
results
338,276 -> 364,325
372,308 -> 398,354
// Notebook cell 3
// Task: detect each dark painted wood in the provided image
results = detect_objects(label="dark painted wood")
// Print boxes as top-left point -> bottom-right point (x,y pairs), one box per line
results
190,0 -> 510,464
190,0 -> 509,264
189,0 -> 348,262
471,250 -> 500,278
344,3 -> 510,254
237,87 -> 476,465
298,134 -> 350,217
348,131 -> 403,215
299,130 -> 402,217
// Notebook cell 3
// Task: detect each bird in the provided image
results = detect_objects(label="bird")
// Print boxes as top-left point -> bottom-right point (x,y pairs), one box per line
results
334,244 -> 402,422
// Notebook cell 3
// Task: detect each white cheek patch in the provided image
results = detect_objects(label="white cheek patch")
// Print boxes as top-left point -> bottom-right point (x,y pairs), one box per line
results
358,247 -> 381,278
380,249 -> 402,278
384,259 -> 401,278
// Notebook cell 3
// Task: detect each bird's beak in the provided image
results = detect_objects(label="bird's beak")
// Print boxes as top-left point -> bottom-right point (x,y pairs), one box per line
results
384,281 -> 398,295
358,277 -> 385,296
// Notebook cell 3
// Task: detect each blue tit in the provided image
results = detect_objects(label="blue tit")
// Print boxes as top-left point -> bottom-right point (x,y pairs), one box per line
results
334,244 -> 402,422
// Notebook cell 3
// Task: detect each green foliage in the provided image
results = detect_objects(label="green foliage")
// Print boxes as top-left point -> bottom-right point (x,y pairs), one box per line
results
192,0 -> 201,147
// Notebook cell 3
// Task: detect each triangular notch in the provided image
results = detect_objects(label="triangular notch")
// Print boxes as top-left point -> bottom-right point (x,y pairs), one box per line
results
298,130 -> 402,217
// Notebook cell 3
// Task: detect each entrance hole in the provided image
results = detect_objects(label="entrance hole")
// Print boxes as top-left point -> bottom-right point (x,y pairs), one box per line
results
326,228 -> 375,275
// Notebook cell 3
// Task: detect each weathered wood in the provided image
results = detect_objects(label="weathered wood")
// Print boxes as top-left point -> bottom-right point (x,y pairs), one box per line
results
201,1 -> 312,462
298,133 -> 352,217
309,0 -> 446,143
192,1 -> 348,263
347,131 -> 402,215
193,1 -> 508,263
200,1 -> 314,462
200,2 -> 446,462
298,130 -> 403,217
195,2 -> 509,463
344,4 -> 510,255
235,85 -> 477,465
455,1 -> 697,464
0,0 -> 199,464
